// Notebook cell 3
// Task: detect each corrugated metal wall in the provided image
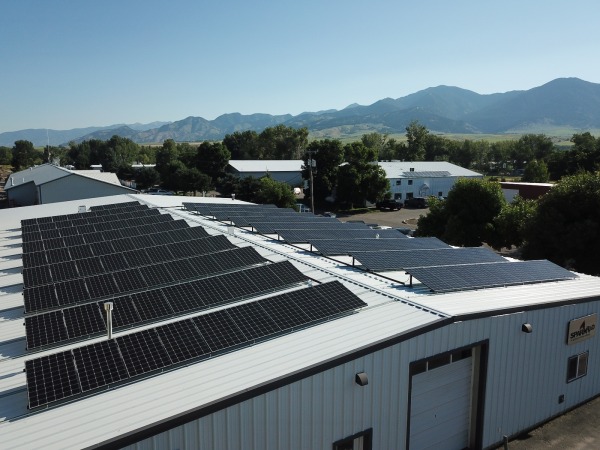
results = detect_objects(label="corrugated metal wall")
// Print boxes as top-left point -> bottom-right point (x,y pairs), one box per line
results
125,299 -> 600,450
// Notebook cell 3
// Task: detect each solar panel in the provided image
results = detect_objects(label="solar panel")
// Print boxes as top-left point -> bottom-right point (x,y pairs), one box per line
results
73,340 -> 129,392
25,351 -> 82,408
164,258 -> 198,281
225,301 -> 280,340
193,310 -> 247,352
24,278 -> 367,408
406,260 -> 578,293
111,296 -> 142,328
24,284 -> 59,313
161,283 -> 204,313
25,311 -> 68,349
130,290 -> 173,321
155,320 -> 211,364
49,260 -> 79,283
63,303 -> 105,339
22,266 -> 52,288
277,228 -> 406,243
308,237 -> 448,255
85,273 -> 119,299
251,221 -> 367,235
139,263 -> 175,286
76,256 -> 105,277
113,268 -> 147,292
117,329 -> 171,377
55,278 -> 91,306
350,247 -> 506,272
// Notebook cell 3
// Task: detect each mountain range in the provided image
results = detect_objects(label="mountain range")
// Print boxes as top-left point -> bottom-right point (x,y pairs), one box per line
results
2,78 -> 600,147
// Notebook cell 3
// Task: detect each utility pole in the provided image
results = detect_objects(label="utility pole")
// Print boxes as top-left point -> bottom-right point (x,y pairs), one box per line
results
307,149 -> 316,214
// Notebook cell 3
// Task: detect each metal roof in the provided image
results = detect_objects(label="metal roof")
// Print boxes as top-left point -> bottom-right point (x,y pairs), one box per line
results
228,159 -> 303,173
0,193 -> 598,448
377,161 -> 482,179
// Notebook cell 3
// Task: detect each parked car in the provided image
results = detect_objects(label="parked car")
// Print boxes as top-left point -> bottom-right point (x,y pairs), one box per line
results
375,199 -> 402,210
404,197 -> 427,208
322,212 -> 337,218
145,187 -> 174,195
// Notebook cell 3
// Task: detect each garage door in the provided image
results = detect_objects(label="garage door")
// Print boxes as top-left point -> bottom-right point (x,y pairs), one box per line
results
409,356 -> 473,450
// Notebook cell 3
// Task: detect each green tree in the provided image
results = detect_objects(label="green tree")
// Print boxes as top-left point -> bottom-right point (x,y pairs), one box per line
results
417,178 -> 505,246
134,167 -> 161,191
489,196 -> 538,250
222,130 -> 260,159
0,146 -> 13,165
336,142 -> 389,209
155,139 -> 179,179
195,141 -> 231,183
258,125 -> 308,159
522,160 -> 550,182
361,132 -> 388,160
301,139 -> 344,208
405,120 -> 428,161
522,172 -> 600,275
12,140 -> 39,171
177,167 -> 212,195
254,175 -> 297,208
107,135 -> 138,168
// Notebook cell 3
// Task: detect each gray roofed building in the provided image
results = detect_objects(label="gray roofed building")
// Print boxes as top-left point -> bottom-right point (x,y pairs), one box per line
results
5,164 -> 137,207
1,193 -> 599,450
227,159 -> 303,186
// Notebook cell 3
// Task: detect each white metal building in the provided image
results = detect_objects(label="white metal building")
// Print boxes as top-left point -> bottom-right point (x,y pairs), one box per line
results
0,193 -> 599,450
378,161 -> 483,202
5,164 -> 137,207
227,160 -> 303,186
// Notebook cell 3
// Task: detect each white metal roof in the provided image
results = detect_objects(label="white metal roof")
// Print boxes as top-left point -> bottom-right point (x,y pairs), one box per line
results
70,170 -> 122,185
228,159 -> 303,173
5,164 -> 70,189
0,193 -> 598,448
377,161 -> 482,178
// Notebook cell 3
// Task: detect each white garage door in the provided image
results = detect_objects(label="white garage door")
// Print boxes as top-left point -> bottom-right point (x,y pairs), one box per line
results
409,356 -> 473,450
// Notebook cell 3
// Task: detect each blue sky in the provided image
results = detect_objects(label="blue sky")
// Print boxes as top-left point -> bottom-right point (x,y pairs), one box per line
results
2,0 -> 599,133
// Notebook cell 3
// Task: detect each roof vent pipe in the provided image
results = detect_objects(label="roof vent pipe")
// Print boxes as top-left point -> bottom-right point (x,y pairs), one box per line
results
104,302 -> 114,339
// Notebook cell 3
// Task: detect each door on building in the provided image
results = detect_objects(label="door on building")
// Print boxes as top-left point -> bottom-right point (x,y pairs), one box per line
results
408,350 -> 476,449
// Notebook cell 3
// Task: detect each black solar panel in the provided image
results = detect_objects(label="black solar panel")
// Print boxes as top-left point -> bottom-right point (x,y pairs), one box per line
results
307,237 -> 448,255
260,295 -> 313,330
155,320 -> 211,364
25,311 -> 68,349
226,301 -> 280,340
25,350 -> 82,408
85,273 -> 119,299
76,256 -> 105,277
47,259 -> 76,280
22,266 -> 52,288
111,296 -> 142,328
350,247 -> 506,272
406,260 -> 578,293
251,221 -> 367,235
117,329 -> 171,377
164,259 -> 199,281
194,310 -> 247,352
277,228 -> 405,243
73,340 -> 129,392
63,303 -> 105,339
24,284 -> 59,313
139,263 -> 175,286
131,289 -> 173,321
113,268 -> 147,292
161,283 -> 203,313
55,278 -> 90,306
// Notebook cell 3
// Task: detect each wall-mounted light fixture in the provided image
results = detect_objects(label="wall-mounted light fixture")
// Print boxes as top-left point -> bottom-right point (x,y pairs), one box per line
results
355,372 -> 368,386
522,323 -> 533,333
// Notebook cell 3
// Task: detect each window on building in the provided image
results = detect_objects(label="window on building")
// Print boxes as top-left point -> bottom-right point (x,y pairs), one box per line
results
394,193 -> 402,200
333,429 -> 373,450
438,191 -> 443,197
408,180 -> 413,186
410,167 -> 415,172
406,193 -> 414,199
396,180 -> 402,185
567,352 -> 589,382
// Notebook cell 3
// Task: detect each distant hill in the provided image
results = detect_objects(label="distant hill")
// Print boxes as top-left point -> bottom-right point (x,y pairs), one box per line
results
2,78 -> 599,146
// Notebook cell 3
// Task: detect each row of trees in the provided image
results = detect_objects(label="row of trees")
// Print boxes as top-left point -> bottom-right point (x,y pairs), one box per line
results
417,173 -> 600,276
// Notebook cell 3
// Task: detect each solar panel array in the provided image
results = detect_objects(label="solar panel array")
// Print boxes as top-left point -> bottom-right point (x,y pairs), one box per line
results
308,237 -> 449,256
23,235 -> 240,313
20,201 -> 142,227
25,258 -> 307,349
406,260 -> 578,293
350,247 -> 506,272
402,171 -> 451,178
25,280 -> 366,409
277,228 -> 406,244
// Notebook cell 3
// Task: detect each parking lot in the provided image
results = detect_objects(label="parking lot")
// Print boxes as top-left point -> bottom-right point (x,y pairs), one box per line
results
336,206 -> 429,230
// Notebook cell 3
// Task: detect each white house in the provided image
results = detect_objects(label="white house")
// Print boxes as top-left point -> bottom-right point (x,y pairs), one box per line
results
227,159 -> 303,186
378,161 -> 483,202
5,164 -> 137,207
